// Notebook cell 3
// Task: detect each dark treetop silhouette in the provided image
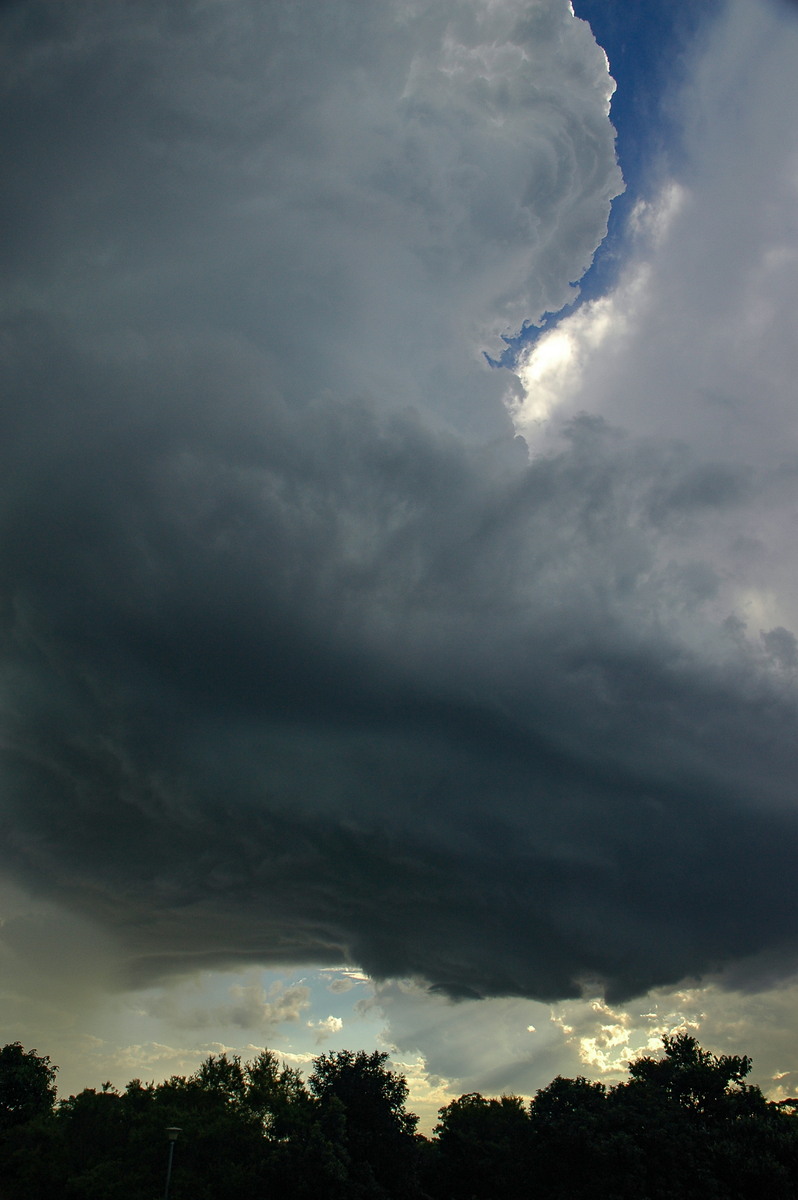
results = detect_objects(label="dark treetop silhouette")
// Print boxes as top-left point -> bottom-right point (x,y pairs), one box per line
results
1,1035 -> 797,1199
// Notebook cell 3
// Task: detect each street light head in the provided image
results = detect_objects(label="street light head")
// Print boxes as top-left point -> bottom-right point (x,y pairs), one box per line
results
166,1126 -> 182,1142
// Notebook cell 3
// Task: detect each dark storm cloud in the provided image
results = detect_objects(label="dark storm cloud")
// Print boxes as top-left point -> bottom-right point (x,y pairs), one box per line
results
3,0 -> 798,1006
4,317 -> 798,1003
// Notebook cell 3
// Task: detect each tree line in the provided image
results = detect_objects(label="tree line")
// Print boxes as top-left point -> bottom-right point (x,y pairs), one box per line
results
2,1033 -> 798,1198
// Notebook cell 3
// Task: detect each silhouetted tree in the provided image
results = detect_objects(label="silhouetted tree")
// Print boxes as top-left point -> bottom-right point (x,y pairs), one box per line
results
2,1034 -> 798,1199
528,1075 -> 620,1199
310,1049 -> 420,1198
431,1092 -> 531,1200
608,1033 -> 791,1199
0,1043 -> 60,1199
0,1041 -> 57,1130
624,1033 -> 761,1117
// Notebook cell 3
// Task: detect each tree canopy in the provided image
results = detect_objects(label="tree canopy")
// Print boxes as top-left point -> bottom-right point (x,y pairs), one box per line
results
0,1042 -> 57,1131
0,1034 -> 797,1199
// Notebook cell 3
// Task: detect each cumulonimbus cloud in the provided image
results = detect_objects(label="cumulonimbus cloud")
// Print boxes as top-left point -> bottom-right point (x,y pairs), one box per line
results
3,0 -> 798,1008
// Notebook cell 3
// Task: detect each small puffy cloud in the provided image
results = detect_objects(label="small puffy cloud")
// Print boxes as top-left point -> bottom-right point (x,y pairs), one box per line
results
308,1015 -> 344,1044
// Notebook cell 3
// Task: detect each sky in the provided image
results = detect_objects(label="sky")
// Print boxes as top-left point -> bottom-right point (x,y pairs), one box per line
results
2,0 -> 798,1131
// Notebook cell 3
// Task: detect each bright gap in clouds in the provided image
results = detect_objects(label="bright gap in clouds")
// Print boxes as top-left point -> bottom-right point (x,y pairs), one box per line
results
3,0 -> 798,1124
511,0 -> 798,641
490,0 -> 721,363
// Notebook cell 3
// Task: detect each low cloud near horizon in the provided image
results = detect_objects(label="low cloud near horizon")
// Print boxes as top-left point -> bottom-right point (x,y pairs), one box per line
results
3,0 -> 798,1058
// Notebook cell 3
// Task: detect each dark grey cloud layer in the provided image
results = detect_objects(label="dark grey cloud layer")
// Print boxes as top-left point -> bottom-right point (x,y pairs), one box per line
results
3,0 -> 797,1005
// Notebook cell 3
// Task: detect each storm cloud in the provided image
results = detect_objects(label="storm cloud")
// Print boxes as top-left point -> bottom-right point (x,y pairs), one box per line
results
2,0 -> 797,1013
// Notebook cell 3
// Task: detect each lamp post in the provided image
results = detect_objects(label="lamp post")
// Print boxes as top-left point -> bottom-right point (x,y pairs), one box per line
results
163,1126 -> 182,1200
